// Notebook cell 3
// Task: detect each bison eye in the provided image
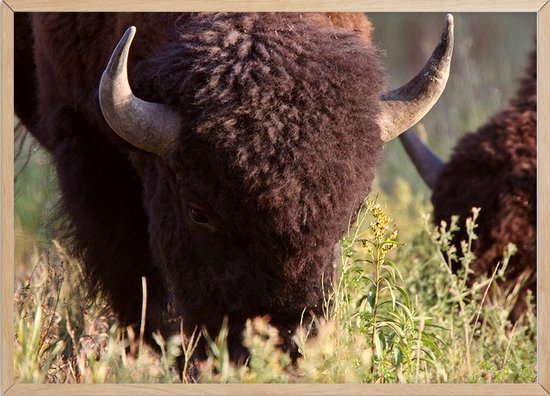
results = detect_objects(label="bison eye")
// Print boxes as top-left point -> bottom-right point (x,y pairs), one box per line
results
190,207 -> 208,224
187,203 -> 215,231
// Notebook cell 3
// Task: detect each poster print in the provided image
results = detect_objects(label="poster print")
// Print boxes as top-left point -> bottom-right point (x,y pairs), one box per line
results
7,7 -> 542,392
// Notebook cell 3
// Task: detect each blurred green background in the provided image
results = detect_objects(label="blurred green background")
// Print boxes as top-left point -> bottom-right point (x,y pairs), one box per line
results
15,13 -> 537,260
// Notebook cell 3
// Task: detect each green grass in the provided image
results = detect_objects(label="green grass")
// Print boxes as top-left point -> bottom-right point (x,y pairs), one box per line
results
13,13 -> 536,384
14,196 -> 536,383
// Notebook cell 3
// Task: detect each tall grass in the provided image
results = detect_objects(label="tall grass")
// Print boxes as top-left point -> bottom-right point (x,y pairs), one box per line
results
14,200 -> 536,383
14,242 -> 183,383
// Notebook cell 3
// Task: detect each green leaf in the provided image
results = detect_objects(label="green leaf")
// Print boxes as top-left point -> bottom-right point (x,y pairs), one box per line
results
395,286 -> 410,307
373,329 -> 383,357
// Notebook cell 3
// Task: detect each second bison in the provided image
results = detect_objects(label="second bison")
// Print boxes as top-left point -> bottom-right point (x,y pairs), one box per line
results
401,51 -> 536,322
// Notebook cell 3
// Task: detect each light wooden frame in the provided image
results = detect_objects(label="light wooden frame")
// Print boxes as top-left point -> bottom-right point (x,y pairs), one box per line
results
1,1 -> 548,395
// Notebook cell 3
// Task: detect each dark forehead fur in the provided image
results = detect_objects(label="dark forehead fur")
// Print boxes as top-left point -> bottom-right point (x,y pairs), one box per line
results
135,13 -> 385,247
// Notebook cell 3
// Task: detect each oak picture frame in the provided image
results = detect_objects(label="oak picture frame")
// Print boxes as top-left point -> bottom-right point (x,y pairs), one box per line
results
1,1 -> 549,395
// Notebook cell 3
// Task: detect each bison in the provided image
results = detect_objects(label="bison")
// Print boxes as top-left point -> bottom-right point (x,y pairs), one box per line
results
400,50 -> 536,322
15,12 -> 454,363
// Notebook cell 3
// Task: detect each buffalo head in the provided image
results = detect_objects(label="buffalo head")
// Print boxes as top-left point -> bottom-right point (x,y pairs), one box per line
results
96,13 -> 454,359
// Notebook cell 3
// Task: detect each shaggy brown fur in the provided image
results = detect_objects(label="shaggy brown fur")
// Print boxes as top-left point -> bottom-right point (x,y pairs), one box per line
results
15,12 -> 385,361
432,51 -> 536,321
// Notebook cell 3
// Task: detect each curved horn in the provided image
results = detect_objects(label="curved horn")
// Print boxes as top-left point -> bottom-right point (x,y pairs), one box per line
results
99,26 -> 182,156
399,129 -> 444,189
379,14 -> 454,142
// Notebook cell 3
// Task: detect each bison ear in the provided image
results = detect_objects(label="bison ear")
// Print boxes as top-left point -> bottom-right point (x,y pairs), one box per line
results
99,26 -> 182,156
378,14 -> 454,142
